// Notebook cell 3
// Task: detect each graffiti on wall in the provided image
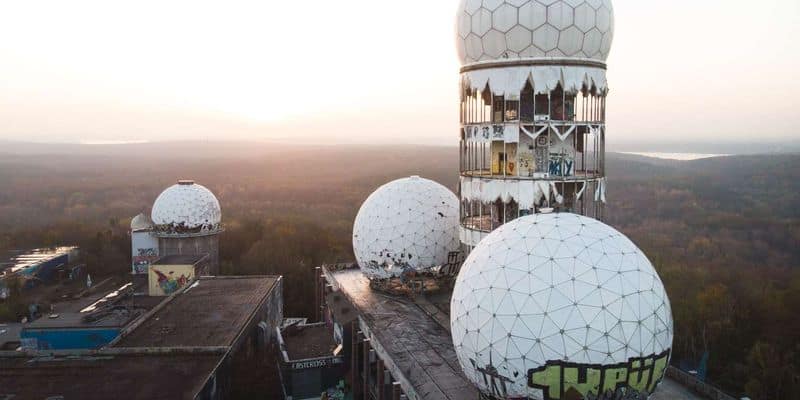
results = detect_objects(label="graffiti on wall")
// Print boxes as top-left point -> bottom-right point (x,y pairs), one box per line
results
492,125 -> 504,140
148,265 -> 194,296
548,153 -> 574,177
132,248 -> 159,274
518,151 -> 535,177
470,357 -> 513,399
528,350 -> 671,400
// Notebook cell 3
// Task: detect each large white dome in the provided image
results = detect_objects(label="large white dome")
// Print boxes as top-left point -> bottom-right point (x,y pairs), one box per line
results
456,0 -> 615,65
352,176 -> 460,279
151,180 -> 222,234
451,213 -> 672,399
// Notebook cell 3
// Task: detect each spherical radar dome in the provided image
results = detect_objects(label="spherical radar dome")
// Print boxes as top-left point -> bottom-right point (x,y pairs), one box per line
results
151,180 -> 222,233
352,176 -> 460,279
456,0 -> 615,65
451,213 -> 673,399
130,213 -> 154,232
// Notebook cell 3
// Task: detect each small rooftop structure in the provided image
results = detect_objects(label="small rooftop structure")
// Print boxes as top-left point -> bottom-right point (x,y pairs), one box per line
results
147,253 -> 210,297
276,321 -> 346,398
280,322 -> 339,361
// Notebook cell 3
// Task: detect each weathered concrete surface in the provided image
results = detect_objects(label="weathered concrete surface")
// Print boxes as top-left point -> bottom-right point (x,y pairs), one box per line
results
331,269 -> 479,400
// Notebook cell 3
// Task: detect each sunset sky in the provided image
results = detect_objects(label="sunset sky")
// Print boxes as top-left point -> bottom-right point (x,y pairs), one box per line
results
0,0 -> 797,147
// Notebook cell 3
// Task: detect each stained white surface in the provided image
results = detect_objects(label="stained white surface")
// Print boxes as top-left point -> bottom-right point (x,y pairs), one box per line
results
151,182 -> 222,232
462,64 -> 607,96
456,0 -> 615,65
451,213 -> 673,398
352,176 -> 460,279
130,213 -> 154,231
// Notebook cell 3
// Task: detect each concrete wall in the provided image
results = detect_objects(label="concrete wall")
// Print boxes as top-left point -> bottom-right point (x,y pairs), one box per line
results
132,231 -> 159,275
158,235 -> 219,275
148,264 -> 195,296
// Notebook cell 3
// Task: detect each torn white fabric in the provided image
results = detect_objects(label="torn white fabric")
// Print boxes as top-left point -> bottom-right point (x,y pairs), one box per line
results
463,65 -> 608,96
575,181 -> 588,201
594,178 -> 607,204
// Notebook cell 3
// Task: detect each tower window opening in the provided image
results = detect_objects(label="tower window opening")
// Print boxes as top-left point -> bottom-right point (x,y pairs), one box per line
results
565,94 -> 576,121
534,93 -> 549,121
492,96 -> 504,124
520,82 -> 534,123
505,100 -> 519,122
550,86 -> 565,121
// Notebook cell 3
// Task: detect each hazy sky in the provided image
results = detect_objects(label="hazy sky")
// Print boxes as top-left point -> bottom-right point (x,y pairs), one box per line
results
0,0 -> 798,147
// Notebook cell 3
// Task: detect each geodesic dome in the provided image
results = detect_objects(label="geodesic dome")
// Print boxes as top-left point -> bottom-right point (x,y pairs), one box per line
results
151,180 -> 222,235
451,213 -> 672,399
352,176 -> 460,279
456,0 -> 615,65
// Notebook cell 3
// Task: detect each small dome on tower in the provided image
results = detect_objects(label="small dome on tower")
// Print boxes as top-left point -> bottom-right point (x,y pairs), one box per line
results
130,213 -> 154,232
451,213 -> 672,399
456,0 -> 615,65
151,180 -> 222,235
352,176 -> 460,279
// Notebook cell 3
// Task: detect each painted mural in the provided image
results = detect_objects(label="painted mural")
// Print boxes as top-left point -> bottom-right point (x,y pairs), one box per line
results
148,265 -> 194,296
527,350 -> 671,400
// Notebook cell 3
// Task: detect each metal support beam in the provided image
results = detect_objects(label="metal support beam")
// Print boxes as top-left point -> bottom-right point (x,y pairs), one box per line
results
392,382 -> 402,400
376,359 -> 385,400
352,324 -> 361,400
363,338 -> 371,399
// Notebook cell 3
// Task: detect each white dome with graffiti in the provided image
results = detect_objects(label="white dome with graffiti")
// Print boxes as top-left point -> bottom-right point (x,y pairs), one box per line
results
151,180 -> 222,236
451,213 -> 673,399
352,176 -> 460,279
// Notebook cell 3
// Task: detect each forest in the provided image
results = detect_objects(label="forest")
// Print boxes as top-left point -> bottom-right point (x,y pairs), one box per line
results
0,142 -> 798,399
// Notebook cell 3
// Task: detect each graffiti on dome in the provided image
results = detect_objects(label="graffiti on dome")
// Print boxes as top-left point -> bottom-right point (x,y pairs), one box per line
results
528,350 -> 671,400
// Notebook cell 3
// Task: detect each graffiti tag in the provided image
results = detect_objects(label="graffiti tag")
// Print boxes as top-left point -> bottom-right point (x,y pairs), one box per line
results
471,358 -> 513,398
548,154 -> 574,177
528,350 -> 671,400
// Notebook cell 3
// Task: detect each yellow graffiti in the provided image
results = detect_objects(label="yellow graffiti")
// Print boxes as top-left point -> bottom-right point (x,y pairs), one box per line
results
528,350 -> 671,400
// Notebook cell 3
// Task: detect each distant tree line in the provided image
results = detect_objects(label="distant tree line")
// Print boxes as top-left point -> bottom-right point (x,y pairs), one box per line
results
0,148 -> 798,398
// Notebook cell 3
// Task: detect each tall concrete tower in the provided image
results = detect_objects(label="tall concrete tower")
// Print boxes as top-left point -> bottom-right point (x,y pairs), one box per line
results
456,0 -> 614,250
151,180 -> 223,275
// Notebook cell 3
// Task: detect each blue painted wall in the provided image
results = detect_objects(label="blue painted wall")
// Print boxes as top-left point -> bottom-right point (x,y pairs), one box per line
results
20,328 -> 120,350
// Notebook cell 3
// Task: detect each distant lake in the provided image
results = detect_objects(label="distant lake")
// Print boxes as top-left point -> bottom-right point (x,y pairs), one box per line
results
80,140 -> 149,145
620,152 -> 731,161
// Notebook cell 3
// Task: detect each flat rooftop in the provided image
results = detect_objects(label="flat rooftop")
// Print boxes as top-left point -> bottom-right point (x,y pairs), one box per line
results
282,323 -> 338,360
327,267 -> 703,400
25,311 -> 130,329
115,276 -> 279,348
0,324 -> 22,349
0,352 -> 220,400
152,254 -> 208,266
327,268 -> 479,400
